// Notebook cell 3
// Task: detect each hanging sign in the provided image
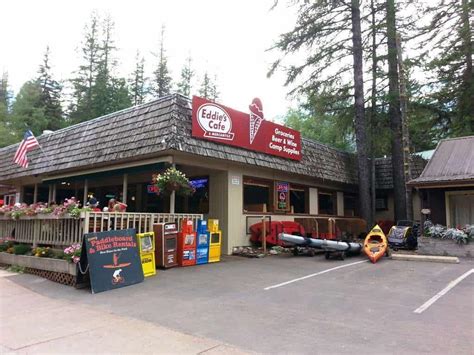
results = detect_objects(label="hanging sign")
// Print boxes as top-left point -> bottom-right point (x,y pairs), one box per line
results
274,181 -> 290,212
77,229 -> 144,293
192,96 -> 302,161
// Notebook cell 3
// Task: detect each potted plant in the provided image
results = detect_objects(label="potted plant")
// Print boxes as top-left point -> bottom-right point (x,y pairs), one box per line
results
152,167 -> 195,196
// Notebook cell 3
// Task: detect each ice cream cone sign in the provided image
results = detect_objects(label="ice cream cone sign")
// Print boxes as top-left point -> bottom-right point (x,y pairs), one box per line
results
249,98 -> 264,144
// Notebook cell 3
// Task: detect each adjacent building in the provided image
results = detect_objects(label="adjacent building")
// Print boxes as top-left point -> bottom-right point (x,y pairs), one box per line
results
409,136 -> 474,227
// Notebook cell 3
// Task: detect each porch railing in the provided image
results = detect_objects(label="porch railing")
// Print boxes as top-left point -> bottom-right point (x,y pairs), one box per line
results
0,212 -> 203,247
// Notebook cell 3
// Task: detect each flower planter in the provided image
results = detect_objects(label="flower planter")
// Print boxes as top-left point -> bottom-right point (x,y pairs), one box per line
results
0,253 -> 77,275
418,237 -> 473,258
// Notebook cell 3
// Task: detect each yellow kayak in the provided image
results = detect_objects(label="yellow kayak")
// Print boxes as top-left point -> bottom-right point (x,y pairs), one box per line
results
364,225 -> 388,264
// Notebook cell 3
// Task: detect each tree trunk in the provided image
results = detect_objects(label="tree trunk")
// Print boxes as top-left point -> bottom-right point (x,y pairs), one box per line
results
351,0 -> 372,230
370,0 -> 377,225
460,0 -> 474,132
387,0 -> 407,221
396,34 -> 413,220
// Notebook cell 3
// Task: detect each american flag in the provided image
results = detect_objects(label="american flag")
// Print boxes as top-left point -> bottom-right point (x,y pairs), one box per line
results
13,130 -> 40,168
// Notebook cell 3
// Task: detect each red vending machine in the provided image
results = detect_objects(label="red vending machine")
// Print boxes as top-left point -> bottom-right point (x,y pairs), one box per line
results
177,219 -> 196,267
153,222 -> 178,269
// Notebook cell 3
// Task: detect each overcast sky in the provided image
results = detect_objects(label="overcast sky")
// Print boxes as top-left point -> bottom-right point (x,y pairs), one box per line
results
1,0 -> 298,120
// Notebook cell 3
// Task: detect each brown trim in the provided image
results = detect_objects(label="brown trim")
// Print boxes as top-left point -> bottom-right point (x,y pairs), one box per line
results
410,181 -> 474,188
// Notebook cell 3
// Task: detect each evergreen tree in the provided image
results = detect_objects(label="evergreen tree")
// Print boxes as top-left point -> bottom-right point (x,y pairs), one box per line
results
70,13 -> 131,121
177,56 -> 194,97
0,71 -> 18,147
69,13 -> 101,123
270,0 -> 372,227
199,72 -> 211,99
37,46 -> 64,131
93,15 -> 116,117
152,26 -> 172,97
129,51 -> 147,105
199,72 -> 219,101
387,0 -> 407,221
10,80 -> 47,136
209,74 -> 219,101
420,0 -> 474,136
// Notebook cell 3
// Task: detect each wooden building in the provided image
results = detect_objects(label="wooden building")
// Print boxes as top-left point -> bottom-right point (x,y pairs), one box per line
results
409,136 -> 474,227
0,93 -> 426,253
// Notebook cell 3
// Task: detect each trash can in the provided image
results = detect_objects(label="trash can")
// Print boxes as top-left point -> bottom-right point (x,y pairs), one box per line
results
207,219 -> 221,263
153,222 -> 178,269
136,232 -> 156,277
196,219 -> 210,265
177,219 -> 196,267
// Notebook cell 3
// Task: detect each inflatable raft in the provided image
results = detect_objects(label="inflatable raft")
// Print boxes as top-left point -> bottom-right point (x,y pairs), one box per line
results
278,233 -> 362,260
364,225 -> 388,264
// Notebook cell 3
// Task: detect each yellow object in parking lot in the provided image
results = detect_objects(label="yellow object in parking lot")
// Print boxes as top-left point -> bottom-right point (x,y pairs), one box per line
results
137,232 -> 156,277
207,219 -> 221,263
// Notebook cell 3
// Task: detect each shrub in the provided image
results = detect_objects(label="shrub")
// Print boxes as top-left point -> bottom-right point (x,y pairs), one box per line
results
33,247 -> 54,258
13,244 -> 31,255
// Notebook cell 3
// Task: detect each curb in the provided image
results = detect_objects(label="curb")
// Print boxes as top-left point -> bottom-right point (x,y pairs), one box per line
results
391,253 -> 460,264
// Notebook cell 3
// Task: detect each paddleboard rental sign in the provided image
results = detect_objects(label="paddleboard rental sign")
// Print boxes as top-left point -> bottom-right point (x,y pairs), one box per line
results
77,229 -> 144,293
192,96 -> 302,161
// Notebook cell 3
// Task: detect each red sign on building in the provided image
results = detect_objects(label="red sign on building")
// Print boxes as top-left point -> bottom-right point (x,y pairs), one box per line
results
191,96 -> 302,161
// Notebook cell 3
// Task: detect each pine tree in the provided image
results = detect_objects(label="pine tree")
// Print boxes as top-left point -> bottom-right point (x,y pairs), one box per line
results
420,0 -> 474,136
177,56 -> 194,97
70,13 -> 131,121
93,14 -> 116,117
209,74 -> 219,101
37,46 -> 64,131
10,80 -> 47,136
199,72 -> 211,99
152,26 -> 172,97
270,0 -> 372,228
387,0 -> 407,221
69,13 -> 101,123
0,71 -> 18,147
129,51 -> 147,105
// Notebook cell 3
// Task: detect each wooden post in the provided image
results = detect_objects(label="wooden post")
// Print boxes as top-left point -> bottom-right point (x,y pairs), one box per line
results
262,217 -> 267,255
122,173 -> 128,204
83,179 -> 88,206
52,184 -> 57,203
169,163 -> 176,213
33,183 -> 38,204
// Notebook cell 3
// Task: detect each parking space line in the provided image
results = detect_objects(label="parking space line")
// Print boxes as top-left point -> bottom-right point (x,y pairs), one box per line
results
414,268 -> 474,314
264,260 -> 367,290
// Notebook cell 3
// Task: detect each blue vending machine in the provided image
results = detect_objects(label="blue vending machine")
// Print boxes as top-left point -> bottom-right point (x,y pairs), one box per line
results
196,219 -> 210,265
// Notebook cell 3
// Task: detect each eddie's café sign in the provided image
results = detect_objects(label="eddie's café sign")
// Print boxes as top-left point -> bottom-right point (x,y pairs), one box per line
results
192,96 -> 302,161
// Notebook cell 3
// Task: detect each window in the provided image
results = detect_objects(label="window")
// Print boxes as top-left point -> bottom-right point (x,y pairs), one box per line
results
175,176 -> 209,214
319,191 -> 335,215
344,194 -> 358,217
243,177 -> 272,213
290,185 -> 308,214
375,193 -> 388,211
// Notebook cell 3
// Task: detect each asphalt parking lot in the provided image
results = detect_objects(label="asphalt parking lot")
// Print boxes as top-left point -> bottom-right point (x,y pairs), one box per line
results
3,254 -> 474,354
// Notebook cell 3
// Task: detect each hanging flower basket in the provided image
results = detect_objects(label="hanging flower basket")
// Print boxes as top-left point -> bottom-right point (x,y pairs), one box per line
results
152,167 -> 195,196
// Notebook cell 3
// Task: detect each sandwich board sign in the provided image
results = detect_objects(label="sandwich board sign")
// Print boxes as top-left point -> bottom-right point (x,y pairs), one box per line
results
76,229 -> 144,293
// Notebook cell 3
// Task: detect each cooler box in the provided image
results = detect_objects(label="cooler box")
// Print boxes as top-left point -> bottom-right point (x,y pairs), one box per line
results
177,219 -> 196,267
207,219 -> 221,263
153,222 -> 178,269
196,219 -> 210,265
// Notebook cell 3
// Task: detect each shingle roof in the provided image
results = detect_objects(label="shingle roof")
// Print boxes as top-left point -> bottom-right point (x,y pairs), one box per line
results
0,94 -> 358,186
408,135 -> 474,186
375,155 -> 427,189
